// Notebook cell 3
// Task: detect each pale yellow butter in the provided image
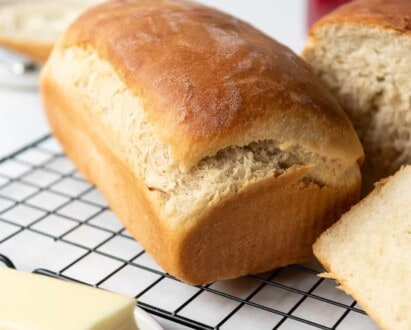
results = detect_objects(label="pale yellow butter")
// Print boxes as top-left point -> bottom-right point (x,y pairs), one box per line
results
0,268 -> 138,330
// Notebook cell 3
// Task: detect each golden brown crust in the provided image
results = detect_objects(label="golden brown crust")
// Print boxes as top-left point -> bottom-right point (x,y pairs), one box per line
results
62,0 -> 363,169
0,37 -> 52,63
42,73 -> 361,284
179,167 -> 360,284
310,0 -> 411,36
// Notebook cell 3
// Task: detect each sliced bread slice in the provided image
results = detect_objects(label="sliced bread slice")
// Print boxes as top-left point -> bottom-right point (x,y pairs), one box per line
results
314,166 -> 411,330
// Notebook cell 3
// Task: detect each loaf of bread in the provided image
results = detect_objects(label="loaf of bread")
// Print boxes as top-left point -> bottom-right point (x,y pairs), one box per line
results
314,166 -> 411,330
303,0 -> 411,193
0,1 -> 90,63
41,0 -> 363,284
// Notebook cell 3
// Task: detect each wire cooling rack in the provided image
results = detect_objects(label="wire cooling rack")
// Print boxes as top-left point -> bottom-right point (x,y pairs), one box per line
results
0,135 -> 378,330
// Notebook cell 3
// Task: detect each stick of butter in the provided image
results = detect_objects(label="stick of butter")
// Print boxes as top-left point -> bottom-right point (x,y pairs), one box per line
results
0,268 -> 139,330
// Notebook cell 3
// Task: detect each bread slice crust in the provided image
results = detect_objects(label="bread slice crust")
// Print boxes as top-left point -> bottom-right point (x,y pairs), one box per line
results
309,0 -> 411,35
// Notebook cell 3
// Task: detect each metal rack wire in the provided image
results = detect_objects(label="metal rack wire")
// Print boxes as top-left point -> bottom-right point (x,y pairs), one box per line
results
0,135 -> 376,330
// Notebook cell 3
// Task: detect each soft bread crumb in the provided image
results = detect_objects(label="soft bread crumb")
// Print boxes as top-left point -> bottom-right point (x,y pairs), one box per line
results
304,25 -> 411,192
314,166 -> 411,330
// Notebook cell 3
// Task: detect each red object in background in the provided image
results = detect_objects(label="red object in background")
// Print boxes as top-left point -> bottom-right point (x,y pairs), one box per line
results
308,0 -> 351,28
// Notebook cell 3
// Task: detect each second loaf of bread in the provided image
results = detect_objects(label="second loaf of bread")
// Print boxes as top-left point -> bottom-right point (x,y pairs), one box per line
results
41,0 -> 363,284
303,0 -> 411,192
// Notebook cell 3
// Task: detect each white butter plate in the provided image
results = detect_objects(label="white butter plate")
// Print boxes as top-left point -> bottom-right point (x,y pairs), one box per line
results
134,307 -> 163,330
0,62 -> 39,89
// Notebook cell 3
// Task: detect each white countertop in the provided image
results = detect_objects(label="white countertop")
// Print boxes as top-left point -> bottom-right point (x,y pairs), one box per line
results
0,0 -> 307,159
0,87 -> 48,158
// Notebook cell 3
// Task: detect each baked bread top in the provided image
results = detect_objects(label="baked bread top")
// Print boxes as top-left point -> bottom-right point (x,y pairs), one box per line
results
310,0 -> 411,35
62,0 -> 363,170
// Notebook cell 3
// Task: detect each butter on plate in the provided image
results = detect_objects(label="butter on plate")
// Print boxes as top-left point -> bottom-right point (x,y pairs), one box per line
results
0,268 -> 139,330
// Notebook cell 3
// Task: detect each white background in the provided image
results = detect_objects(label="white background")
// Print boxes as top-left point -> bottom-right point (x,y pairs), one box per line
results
0,0 -> 307,158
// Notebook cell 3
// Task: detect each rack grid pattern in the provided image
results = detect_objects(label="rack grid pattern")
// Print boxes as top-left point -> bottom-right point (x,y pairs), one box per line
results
0,135 -> 377,330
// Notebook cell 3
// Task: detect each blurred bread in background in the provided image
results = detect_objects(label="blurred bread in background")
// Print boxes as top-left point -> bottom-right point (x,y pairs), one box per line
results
0,1 -> 95,63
